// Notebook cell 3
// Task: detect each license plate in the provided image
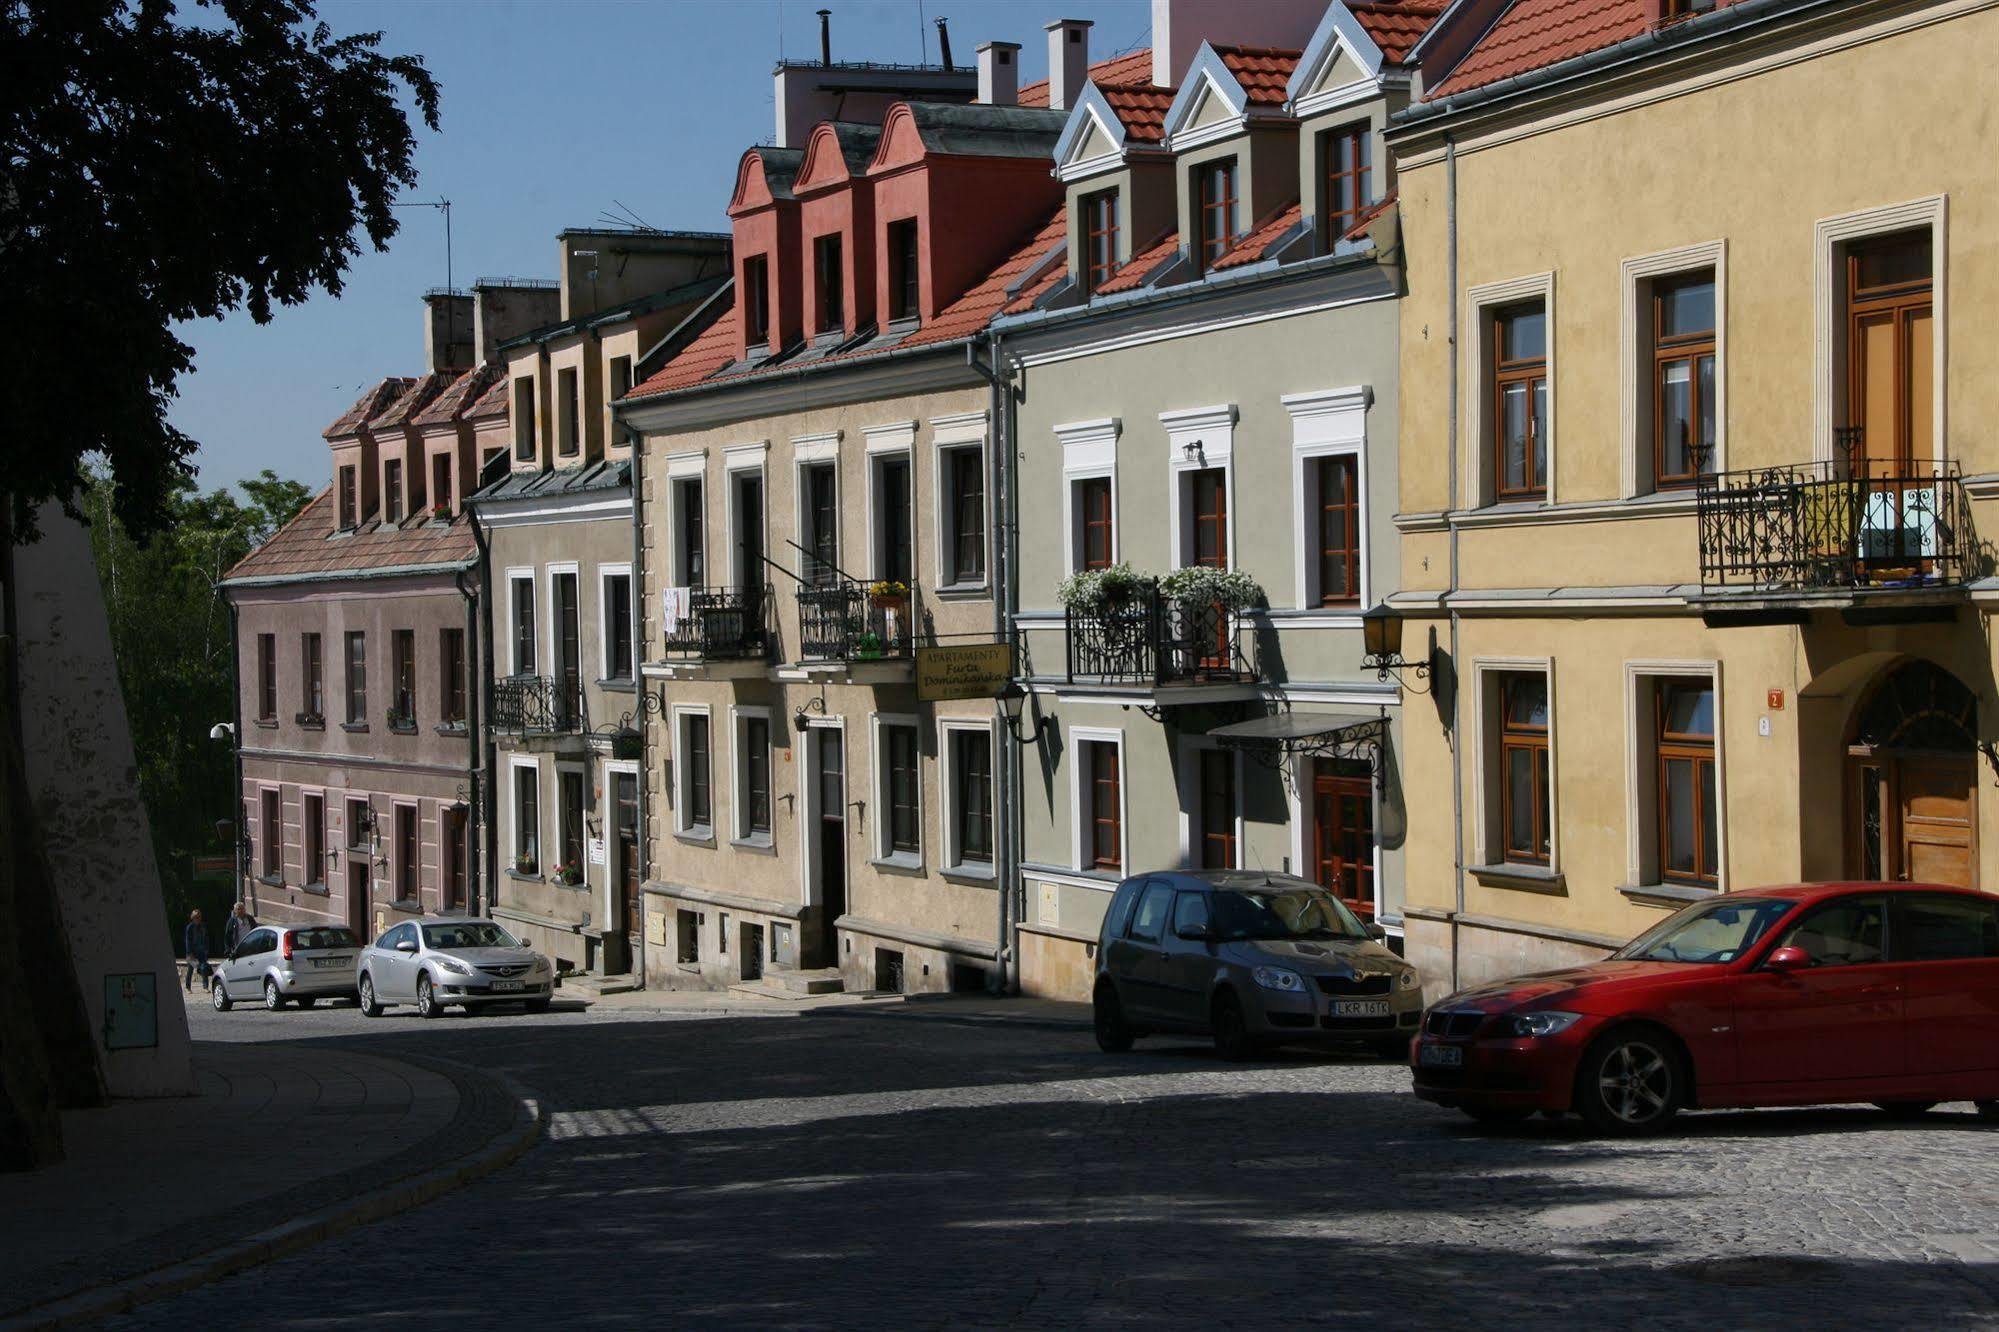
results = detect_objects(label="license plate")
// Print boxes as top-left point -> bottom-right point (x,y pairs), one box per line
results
312,958 -> 346,969
1333,999 -> 1391,1018
490,979 -> 524,992
1419,1044 -> 1464,1068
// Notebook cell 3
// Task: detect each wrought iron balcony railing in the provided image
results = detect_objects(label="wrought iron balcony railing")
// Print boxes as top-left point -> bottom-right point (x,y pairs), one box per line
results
796,579 -> 917,663
1065,587 -> 1256,686
492,674 -> 585,734
1695,452 -> 1974,594
661,585 -> 771,661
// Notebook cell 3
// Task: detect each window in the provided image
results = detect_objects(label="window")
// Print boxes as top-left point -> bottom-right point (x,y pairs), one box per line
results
440,628 -> 466,726
391,629 -> 415,726
1846,229 -> 1933,474
1196,159 -> 1237,271
1173,891 -> 1211,938
1076,476 -> 1114,571
513,766 -> 540,873
1197,748 -> 1236,869
394,804 -> 417,904
1313,454 -> 1361,606
948,726 -> 993,868
1127,881 -> 1171,942
301,633 -> 323,721
604,572 -> 633,680
256,634 -> 276,721
677,909 -> 701,965
557,367 -> 579,457
557,769 -> 585,881
674,478 -> 705,587
384,458 -> 404,524
743,254 -> 771,346
739,713 -> 771,839
261,788 -> 282,879
1083,739 -> 1122,871
1497,672 -> 1551,865
1779,897 -> 1886,967
1663,0 -> 1715,18
943,447 -> 985,585
814,233 -> 844,333
678,710 -> 712,834
1189,468 -> 1228,569
337,465 -> 358,530
1653,273 -> 1716,488
1322,125 -> 1372,243
1900,894 -> 1999,961
303,793 -> 324,887
883,723 -> 920,856
511,576 -> 536,676
1493,302 -> 1549,500
732,471 -> 765,589
1083,189 -> 1119,293
512,377 -> 536,461
873,455 -> 912,583
609,355 -> 631,403
344,631 -> 366,724
888,219 -> 919,321
347,797 -> 370,852
431,452 -> 453,517
800,463 -> 838,585
1655,678 -> 1716,886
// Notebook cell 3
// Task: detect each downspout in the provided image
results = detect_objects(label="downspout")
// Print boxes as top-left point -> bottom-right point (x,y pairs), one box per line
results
967,334 -> 1013,994
456,562 -> 481,917
1445,133 -> 1465,993
226,595 -> 247,911
627,424 -> 649,985
471,512 -> 498,925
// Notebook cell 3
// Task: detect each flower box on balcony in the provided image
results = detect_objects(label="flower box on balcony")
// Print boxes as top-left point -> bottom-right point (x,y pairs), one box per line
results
552,863 -> 583,887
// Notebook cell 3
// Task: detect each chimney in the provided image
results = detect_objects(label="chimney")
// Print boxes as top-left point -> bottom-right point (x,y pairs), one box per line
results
1045,19 -> 1092,111
935,17 -> 954,70
472,280 -> 562,365
818,8 -> 832,67
422,291 -> 474,373
977,41 -> 1020,106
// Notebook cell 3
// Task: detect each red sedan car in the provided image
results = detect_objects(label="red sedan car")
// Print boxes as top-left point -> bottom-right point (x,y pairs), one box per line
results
1411,882 -> 1999,1135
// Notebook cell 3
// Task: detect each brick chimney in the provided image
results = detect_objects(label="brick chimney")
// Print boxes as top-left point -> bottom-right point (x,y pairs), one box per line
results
978,40 -> 1020,105
422,292 -> 474,373
471,280 -> 561,364
1045,20 -> 1091,111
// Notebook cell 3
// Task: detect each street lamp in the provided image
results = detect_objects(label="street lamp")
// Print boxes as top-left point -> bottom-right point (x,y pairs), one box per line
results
995,682 -> 1050,746
1361,603 -> 1438,691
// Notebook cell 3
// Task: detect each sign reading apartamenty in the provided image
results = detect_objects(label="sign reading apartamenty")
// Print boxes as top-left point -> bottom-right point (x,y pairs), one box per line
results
916,642 -> 1015,702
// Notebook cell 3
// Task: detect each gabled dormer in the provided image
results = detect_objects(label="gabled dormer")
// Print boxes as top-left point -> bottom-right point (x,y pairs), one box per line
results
793,121 -> 882,342
1053,79 -> 1178,295
1159,44 -> 1303,275
727,146 -> 804,359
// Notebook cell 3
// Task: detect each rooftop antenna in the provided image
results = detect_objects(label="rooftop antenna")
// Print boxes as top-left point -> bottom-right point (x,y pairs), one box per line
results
917,0 -> 926,62
393,195 -> 454,356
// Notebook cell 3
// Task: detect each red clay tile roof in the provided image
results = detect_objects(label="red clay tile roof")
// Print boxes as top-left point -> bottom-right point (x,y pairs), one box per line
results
1351,0 -> 1451,64
1341,191 -> 1399,241
903,207 -> 1070,347
323,378 -> 413,439
366,370 -> 457,430
1212,201 -> 1303,271
1214,46 -> 1302,104
1001,214 -> 1073,316
412,363 -> 505,428
224,489 -> 476,583
465,372 -> 511,422
626,300 -> 742,399
1427,0 -> 1653,99
1019,48 -> 1154,107
1098,83 -> 1176,143
1094,228 -> 1182,295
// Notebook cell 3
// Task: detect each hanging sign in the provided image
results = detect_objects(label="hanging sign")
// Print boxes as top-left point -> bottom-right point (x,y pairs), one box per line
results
916,642 -> 1015,701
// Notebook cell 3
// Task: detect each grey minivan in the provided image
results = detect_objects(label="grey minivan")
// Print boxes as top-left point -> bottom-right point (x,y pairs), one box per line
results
1092,870 -> 1424,1060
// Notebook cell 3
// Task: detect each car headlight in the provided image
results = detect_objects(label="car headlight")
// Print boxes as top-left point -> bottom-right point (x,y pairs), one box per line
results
531,957 -> 550,974
1398,969 -> 1420,990
435,957 -> 472,976
1251,966 -> 1305,993
1498,1010 -> 1582,1038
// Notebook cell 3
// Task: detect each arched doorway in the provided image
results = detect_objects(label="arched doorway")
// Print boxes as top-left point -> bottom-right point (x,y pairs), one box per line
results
1845,659 -> 1978,887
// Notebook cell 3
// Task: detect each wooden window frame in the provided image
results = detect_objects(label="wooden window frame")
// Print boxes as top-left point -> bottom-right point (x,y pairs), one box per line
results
1845,230 -> 1934,475
1492,303 -> 1549,501
337,465 -> 358,531
1083,188 -> 1119,293
261,787 -> 282,879
1078,476 -> 1114,572
813,233 -> 844,335
1087,740 -> 1122,871
1197,746 -> 1237,870
1651,272 -> 1717,490
1655,678 -> 1718,886
512,378 -> 536,462
888,219 -> 920,322
556,767 -> 585,879
1189,467 -> 1229,570
384,458 -> 404,524
393,803 -> 418,905
742,255 -> 771,346
513,763 -> 540,872
1196,159 -> 1238,272
677,709 -> 712,835
391,629 -> 416,727
301,632 -> 322,720
603,571 -> 633,681
1498,672 -> 1552,865
509,575 -> 536,677
1322,124 -> 1371,245
944,445 -> 985,586
946,724 -> 994,868
1314,453 -> 1361,607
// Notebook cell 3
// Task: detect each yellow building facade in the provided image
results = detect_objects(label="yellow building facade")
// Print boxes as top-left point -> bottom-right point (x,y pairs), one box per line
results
1387,0 -> 1999,989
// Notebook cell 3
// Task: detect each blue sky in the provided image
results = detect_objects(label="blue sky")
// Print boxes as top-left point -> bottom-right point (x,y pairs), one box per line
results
173,0 -> 1151,495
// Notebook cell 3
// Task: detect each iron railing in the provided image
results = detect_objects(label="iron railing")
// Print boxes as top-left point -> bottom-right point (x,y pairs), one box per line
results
1695,441 -> 1973,593
796,579 -> 918,662
492,674 -> 585,733
661,585 -> 771,661
1065,587 -> 1255,686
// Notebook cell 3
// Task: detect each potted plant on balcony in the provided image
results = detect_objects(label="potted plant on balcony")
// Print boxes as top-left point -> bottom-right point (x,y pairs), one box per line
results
513,852 -> 539,876
1159,565 -> 1264,613
552,861 -> 583,887
1057,562 -> 1151,614
867,579 -> 910,612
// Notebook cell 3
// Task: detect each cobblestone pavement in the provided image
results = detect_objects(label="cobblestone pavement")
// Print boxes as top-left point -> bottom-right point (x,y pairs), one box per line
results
105,996 -> 1999,1329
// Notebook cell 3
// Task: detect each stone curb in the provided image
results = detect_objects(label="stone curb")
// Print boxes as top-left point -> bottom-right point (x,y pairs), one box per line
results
1,1066 -> 543,1331
821,999 -> 1095,1033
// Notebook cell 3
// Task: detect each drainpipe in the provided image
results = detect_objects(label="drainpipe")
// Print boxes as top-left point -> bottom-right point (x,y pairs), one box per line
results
226,595 -> 247,912
627,427 -> 648,984
456,561 -> 482,917
471,512 -> 498,924
968,334 -> 1014,994
1445,133 -> 1465,994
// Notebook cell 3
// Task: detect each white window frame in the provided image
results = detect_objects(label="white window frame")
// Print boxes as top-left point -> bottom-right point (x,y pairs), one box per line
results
938,717 -> 998,875
661,449 -> 707,591
1177,736 -> 1244,871
931,410 -> 990,591
870,713 -> 923,866
671,702 -> 716,842
1623,660 -> 1726,893
1469,657 -> 1558,873
730,704 -> 775,848
722,442 -> 769,590
505,569 -> 535,678
1464,272 -> 1558,507
1069,725 -> 1128,877
542,560 -> 579,681
1056,418 -> 1120,577
795,714 -> 846,911
1621,240 -> 1728,498
864,421 -> 916,582
1283,386 -> 1371,618
792,431 -> 843,584
511,373 -> 537,462
598,563 -> 633,681
508,756 -> 541,875
1160,404 -> 1237,569
1812,195 -> 1947,466
552,759 -> 588,888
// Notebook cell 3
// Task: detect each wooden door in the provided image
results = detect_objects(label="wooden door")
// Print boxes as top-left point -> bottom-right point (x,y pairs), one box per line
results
1847,753 -> 1976,888
615,772 -> 641,937
555,573 -> 580,724
816,730 -> 845,963
1312,760 -> 1376,918
347,858 -> 371,939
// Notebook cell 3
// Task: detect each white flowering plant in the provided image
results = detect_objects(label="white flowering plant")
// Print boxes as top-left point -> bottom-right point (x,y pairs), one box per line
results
1159,565 -> 1264,611
1057,562 -> 1153,612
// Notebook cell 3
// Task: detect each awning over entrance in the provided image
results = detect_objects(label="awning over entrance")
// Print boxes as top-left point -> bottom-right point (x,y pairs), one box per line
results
1206,712 -> 1387,761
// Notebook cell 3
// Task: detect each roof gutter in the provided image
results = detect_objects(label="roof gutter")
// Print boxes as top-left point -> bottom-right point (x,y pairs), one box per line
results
620,333 -> 973,411
222,557 -> 477,589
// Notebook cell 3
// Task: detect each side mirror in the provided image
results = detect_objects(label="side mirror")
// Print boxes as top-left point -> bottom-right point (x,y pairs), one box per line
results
1176,923 -> 1215,943
395,939 -> 418,954
1366,923 -> 1389,941
1763,945 -> 1811,974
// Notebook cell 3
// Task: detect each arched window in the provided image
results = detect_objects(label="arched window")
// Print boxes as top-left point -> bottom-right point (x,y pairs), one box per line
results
1850,659 -> 1976,752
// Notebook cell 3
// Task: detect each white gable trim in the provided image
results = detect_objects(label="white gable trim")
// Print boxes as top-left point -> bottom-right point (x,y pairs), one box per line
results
1286,2 -> 1388,117
1160,45 -> 1250,151
1053,84 -> 1133,184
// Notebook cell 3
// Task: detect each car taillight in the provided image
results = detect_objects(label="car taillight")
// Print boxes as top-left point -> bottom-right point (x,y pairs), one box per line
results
281,931 -> 294,960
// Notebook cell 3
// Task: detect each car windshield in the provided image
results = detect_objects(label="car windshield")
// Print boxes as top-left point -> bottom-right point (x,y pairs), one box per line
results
422,923 -> 519,950
290,928 -> 358,950
1613,896 -> 1794,963
1212,886 -> 1369,942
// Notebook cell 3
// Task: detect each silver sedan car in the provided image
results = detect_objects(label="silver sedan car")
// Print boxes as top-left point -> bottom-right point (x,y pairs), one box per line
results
209,924 -> 363,1011
357,918 -> 556,1018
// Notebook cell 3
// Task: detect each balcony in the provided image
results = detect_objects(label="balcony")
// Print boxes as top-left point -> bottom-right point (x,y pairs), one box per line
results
795,579 -> 918,671
660,586 -> 771,675
1064,587 -> 1257,690
1694,440 -> 1975,624
492,675 -> 585,738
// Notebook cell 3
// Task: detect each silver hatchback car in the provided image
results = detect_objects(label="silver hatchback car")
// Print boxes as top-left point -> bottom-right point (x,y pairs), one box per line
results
1093,870 -> 1425,1060
209,924 -> 363,1011
357,918 -> 555,1018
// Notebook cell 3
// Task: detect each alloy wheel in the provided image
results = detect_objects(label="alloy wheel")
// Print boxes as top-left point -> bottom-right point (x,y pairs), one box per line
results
417,975 -> 442,1019
1587,1036 -> 1677,1133
358,975 -> 381,1017
264,979 -> 283,1012
211,979 -> 230,1012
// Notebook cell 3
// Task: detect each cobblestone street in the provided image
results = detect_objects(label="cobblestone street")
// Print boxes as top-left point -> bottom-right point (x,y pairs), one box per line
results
107,997 -> 1999,1329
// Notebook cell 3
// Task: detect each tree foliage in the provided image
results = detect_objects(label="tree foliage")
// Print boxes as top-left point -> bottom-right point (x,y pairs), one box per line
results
0,0 -> 440,541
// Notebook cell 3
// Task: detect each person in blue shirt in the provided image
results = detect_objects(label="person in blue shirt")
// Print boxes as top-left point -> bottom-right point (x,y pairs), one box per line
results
182,909 -> 209,992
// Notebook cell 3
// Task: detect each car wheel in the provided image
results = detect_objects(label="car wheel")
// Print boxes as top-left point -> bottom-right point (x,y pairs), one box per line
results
1575,1028 -> 1683,1137
1875,1101 -> 1938,1120
1093,983 -> 1134,1053
1211,990 -> 1256,1063
210,979 -> 231,1012
263,979 -> 285,1012
357,974 -> 382,1018
1976,1100 -> 1999,1123
525,998 -> 551,1015
1463,1105 -> 1533,1125
416,974 -> 444,1019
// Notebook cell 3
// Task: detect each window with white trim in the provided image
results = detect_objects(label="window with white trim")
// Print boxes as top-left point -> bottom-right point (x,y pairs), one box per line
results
1628,668 -> 1720,890
871,453 -> 914,584
674,707 -> 713,838
512,764 -> 540,874
509,574 -> 536,677
875,717 -> 921,861
671,478 -> 705,588
601,568 -> 633,681
1480,667 -> 1554,869
734,708 -> 772,842
939,444 -> 985,587
1072,731 -> 1124,874
1466,274 -> 1556,507
941,721 -> 994,870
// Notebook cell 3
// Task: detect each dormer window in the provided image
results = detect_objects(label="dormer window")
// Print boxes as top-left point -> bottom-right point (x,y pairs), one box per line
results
337,465 -> 358,531
1322,125 -> 1372,245
743,255 -> 771,347
384,458 -> 404,524
1083,189 -> 1119,294
888,219 -> 920,322
814,234 -> 844,335
1196,159 -> 1238,273
512,378 -> 536,462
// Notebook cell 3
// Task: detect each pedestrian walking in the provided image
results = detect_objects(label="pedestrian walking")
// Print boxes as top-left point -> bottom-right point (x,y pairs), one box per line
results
224,901 -> 257,953
182,909 -> 210,992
